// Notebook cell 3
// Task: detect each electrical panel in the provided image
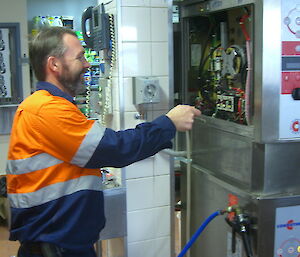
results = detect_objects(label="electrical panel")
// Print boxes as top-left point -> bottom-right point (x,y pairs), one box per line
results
0,24 -> 23,135
133,77 -> 160,105
182,5 -> 253,126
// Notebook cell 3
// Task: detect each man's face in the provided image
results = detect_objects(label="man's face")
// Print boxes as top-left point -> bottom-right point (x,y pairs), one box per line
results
57,34 -> 91,96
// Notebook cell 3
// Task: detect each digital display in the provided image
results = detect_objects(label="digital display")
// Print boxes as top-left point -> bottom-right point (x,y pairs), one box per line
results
286,62 -> 300,69
282,57 -> 300,71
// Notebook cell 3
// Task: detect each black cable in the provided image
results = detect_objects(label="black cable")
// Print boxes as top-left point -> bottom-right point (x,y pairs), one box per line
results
104,0 -> 113,5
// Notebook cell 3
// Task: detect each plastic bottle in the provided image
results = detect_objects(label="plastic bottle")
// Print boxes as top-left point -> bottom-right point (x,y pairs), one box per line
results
32,16 -> 41,35
52,16 -> 63,27
41,16 -> 50,27
47,16 -> 54,26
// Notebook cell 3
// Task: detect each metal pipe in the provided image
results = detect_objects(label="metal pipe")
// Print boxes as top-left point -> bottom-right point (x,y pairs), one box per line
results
161,149 -> 187,157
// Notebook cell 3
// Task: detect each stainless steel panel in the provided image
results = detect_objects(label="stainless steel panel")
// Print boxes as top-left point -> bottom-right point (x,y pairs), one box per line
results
254,0 -> 282,143
191,117 -> 254,188
191,117 -> 300,195
181,0 -> 255,18
180,165 -> 258,257
263,142 -> 300,195
180,165 -> 300,257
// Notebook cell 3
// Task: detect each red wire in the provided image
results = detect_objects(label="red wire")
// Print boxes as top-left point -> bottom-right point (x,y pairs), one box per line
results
240,14 -> 250,41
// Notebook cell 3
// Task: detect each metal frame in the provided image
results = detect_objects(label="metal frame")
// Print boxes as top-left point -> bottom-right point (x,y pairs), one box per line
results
178,1 -> 300,256
0,22 -> 23,106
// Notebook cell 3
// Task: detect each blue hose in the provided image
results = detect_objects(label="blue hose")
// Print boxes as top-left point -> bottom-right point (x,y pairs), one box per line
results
177,210 -> 222,257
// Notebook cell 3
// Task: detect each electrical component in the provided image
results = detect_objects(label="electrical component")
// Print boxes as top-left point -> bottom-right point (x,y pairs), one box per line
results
221,45 -> 245,78
132,77 -> 160,105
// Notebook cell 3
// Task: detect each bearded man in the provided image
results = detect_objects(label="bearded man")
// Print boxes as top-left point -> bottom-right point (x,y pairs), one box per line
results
6,27 -> 200,257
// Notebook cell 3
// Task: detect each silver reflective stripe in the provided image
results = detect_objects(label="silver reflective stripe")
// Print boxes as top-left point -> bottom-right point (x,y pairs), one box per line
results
71,120 -> 106,167
8,175 -> 103,208
6,153 -> 63,175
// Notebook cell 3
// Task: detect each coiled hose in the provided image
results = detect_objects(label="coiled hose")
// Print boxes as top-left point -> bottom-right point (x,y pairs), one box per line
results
177,210 -> 223,257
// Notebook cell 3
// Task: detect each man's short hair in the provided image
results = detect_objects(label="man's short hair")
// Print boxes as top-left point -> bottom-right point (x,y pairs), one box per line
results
29,27 -> 78,81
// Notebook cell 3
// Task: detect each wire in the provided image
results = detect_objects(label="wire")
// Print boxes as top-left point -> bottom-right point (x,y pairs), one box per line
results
185,130 -> 191,257
177,210 -> 222,257
104,0 -> 113,5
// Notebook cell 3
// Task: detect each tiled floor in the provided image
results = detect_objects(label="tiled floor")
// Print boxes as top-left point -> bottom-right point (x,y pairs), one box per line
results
0,225 -> 19,257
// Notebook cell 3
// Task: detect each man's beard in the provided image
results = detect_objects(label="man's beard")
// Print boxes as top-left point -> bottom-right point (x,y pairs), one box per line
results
58,64 -> 86,96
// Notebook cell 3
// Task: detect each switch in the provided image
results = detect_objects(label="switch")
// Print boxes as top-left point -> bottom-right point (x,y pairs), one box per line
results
133,77 -> 160,105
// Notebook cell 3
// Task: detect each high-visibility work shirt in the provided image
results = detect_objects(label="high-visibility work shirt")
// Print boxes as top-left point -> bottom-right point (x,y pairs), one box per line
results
6,81 -> 176,250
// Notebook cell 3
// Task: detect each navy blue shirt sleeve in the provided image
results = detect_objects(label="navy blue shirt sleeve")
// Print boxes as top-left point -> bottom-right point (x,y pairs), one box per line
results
85,115 -> 176,168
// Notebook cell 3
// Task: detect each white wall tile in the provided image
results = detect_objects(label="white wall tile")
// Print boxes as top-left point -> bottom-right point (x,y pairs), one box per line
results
153,206 -> 170,237
123,111 -> 146,129
152,236 -> 171,257
126,177 -> 154,211
154,151 -> 171,175
123,77 -> 136,112
121,0 -> 151,7
127,206 -> 170,243
127,209 -> 155,242
151,0 -> 168,7
151,8 -> 168,41
126,157 -> 154,179
128,240 -> 153,257
122,42 -> 152,77
126,173 -> 169,210
128,236 -> 171,257
151,42 -> 169,76
121,7 -> 150,42
153,175 -> 170,206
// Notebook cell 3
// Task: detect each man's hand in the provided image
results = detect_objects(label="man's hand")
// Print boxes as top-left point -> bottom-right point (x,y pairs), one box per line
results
166,105 -> 201,131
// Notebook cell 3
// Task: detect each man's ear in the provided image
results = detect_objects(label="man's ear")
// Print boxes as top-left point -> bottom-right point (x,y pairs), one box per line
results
47,56 -> 61,73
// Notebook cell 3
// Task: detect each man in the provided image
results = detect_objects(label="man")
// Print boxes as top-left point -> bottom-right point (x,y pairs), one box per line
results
6,27 -> 201,257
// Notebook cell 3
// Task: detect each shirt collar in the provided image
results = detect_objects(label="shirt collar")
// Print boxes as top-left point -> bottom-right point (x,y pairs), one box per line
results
36,81 -> 75,104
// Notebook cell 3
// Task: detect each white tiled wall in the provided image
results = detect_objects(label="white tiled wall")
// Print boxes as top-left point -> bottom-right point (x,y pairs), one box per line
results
121,7 -> 150,41
128,236 -> 171,257
127,206 -> 170,242
100,0 -> 172,256
122,0 -> 172,255
122,42 -> 152,76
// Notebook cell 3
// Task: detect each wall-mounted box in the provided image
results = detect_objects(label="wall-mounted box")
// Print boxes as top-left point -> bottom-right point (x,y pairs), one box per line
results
132,77 -> 160,105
